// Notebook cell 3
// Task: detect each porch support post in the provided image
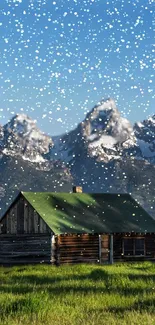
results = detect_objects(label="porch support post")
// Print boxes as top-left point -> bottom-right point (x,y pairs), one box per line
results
51,234 -> 56,265
109,234 -> 113,264
55,235 -> 60,266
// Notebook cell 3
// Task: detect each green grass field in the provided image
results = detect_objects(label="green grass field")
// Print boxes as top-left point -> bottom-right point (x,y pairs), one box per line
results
1,262 -> 155,325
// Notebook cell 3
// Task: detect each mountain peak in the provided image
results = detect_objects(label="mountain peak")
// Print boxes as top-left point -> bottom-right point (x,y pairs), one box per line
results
134,114 -> 155,155
6,114 -> 38,136
49,98 -> 136,164
83,98 -> 133,143
2,114 -> 53,162
88,98 -> 117,120
94,98 -> 117,112
81,99 -> 135,161
14,113 -> 32,121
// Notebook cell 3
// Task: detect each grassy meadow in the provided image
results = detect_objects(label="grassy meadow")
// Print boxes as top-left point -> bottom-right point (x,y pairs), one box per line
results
1,262 -> 155,324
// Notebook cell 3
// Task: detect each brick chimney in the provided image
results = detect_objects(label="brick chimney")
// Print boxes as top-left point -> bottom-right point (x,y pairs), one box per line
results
73,186 -> 83,193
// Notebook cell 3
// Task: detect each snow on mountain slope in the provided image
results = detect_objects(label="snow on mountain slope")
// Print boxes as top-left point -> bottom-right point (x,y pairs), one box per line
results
83,98 -> 137,161
49,98 -> 138,163
134,115 -> 155,161
0,126 -> 4,149
2,114 -> 53,162
83,98 -> 133,143
137,139 -> 155,158
0,115 -> 72,216
2,100 -> 154,166
0,99 -> 155,218
49,99 -> 155,165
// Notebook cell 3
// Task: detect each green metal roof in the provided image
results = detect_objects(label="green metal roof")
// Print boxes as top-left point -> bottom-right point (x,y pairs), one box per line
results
21,192 -> 155,234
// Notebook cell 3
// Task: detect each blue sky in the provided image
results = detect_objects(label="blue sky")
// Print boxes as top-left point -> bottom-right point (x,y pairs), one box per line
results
0,0 -> 154,135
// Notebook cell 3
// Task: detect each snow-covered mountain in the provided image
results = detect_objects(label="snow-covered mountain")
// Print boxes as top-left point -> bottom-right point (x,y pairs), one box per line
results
134,116 -> 155,162
48,98 -> 155,218
0,114 -> 72,216
0,98 -> 155,218
80,98 -> 138,162
1,114 -> 53,162
49,98 -> 140,163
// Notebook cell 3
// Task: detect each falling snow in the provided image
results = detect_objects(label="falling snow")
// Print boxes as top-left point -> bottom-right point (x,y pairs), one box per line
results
0,0 -> 154,221
0,0 -> 154,134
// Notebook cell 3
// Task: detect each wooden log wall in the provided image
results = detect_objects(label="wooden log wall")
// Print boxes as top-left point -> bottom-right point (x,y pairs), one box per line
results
145,234 -> 155,258
57,234 -> 100,264
113,234 -> 155,261
0,196 -> 51,235
113,234 -> 122,261
56,234 -> 110,265
0,234 -> 51,265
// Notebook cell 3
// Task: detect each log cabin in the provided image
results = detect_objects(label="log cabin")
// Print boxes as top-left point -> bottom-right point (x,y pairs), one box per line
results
0,186 -> 155,265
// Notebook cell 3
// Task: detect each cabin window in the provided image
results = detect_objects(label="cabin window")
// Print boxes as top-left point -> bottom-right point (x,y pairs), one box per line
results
135,238 -> 145,256
123,238 -> 145,256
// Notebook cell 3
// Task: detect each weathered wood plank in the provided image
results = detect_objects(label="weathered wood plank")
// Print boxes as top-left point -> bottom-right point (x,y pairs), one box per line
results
0,234 -> 51,265
39,217 -> 45,233
100,235 -> 109,263
0,258 -> 51,265
34,210 -> 39,233
58,234 -> 99,265
28,204 -> 34,233
0,196 -> 51,235
7,211 -> 11,234
60,259 -> 99,264
10,206 -> 16,234
59,242 -> 99,246
17,198 -> 24,234
24,202 -> 29,233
